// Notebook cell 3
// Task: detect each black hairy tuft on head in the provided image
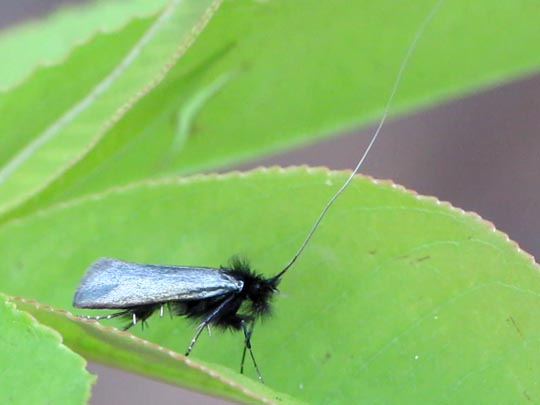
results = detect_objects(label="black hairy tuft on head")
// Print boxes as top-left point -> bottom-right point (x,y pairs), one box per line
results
223,256 -> 280,316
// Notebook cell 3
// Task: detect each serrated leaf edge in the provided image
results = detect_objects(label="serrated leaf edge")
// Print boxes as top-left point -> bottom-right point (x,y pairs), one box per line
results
0,5 -> 167,93
2,165 -> 538,272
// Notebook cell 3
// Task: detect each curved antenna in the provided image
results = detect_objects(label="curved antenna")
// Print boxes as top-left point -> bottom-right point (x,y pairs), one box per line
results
273,0 -> 444,281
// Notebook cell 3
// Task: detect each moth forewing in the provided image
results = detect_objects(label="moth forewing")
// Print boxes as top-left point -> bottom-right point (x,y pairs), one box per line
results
73,258 -> 244,309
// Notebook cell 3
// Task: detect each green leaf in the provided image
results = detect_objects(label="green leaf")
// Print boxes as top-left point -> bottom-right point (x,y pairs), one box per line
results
7,0 -> 539,221
0,295 -> 94,404
0,0 -> 168,90
0,0 -> 222,217
11,298 -> 297,405
0,16 -> 157,205
0,168 -> 538,402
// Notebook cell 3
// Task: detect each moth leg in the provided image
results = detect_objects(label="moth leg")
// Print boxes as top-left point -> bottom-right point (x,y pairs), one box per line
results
185,296 -> 235,356
79,310 -> 130,321
240,336 -> 247,374
123,305 -> 160,331
132,313 -> 149,331
240,319 -> 264,383
122,313 -> 138,331
185,322 -> 207,356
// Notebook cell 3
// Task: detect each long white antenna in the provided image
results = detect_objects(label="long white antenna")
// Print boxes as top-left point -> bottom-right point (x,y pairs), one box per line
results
274,0 -> 444,280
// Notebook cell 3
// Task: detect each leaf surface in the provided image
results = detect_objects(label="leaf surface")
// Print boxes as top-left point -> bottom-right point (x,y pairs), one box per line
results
0,296 -> 94,404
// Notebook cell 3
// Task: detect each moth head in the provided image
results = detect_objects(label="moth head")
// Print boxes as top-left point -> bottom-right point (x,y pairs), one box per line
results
227,256 -> 280,315
246,274 -> 279,315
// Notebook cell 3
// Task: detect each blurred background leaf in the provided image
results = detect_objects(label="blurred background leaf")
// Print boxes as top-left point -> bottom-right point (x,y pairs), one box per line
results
5,0 -> 540,223
0,0 -> 221,217
0,0 -> 168,90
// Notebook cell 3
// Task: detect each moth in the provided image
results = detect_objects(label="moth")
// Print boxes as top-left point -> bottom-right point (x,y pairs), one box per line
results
73,256 -> 286,381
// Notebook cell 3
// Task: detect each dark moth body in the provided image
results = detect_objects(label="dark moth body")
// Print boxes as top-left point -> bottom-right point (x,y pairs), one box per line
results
73,257 -> 280,380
